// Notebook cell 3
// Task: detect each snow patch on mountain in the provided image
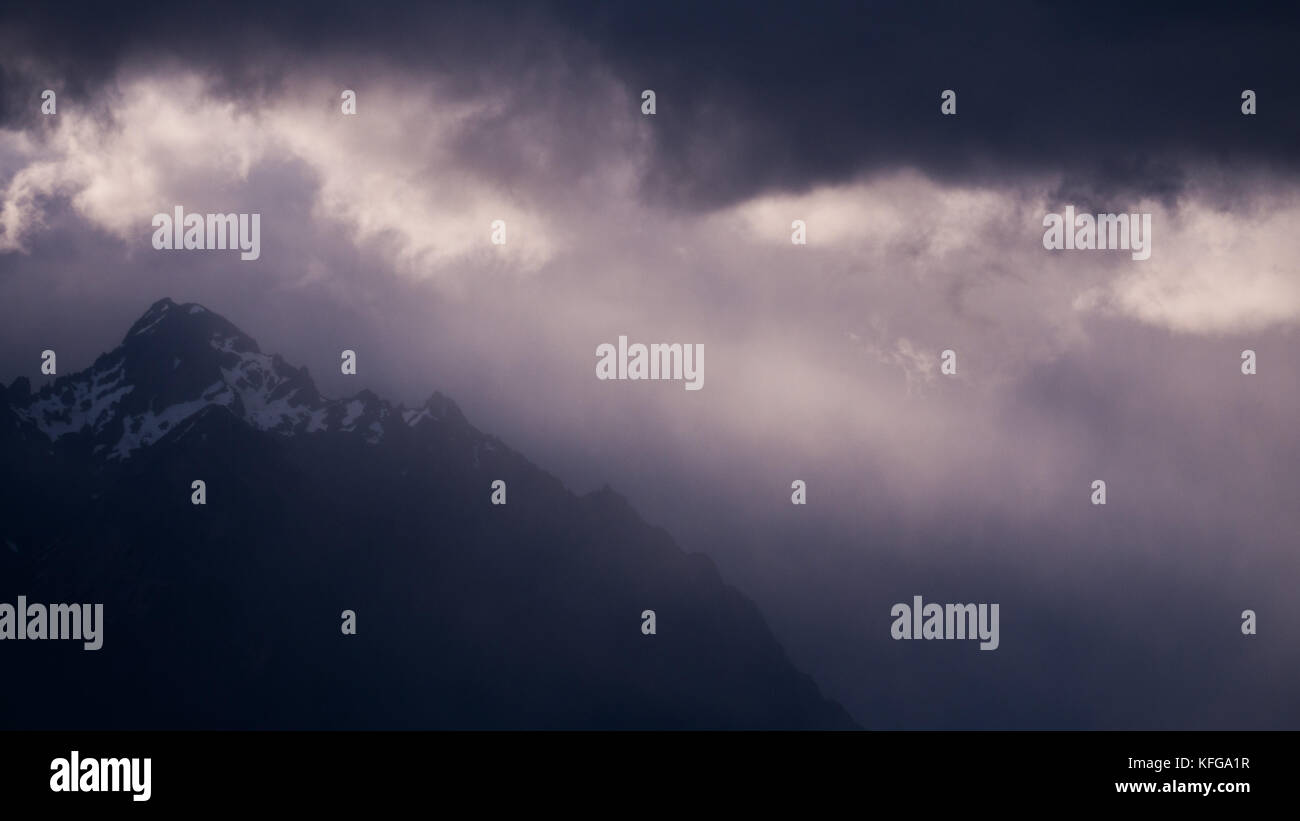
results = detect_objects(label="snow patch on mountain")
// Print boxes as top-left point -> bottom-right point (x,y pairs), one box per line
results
340,399 -> 365,429
15,360 -> 134,439
112,381 -> 227,459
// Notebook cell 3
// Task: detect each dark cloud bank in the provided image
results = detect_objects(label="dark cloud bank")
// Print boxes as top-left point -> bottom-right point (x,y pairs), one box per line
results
3,1 -> 1300,205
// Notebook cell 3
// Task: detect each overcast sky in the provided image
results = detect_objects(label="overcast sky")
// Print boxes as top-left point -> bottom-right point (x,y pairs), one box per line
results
2,1 -> 1297,727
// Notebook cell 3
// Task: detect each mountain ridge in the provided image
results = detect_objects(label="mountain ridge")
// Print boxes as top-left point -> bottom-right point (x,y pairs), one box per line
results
0,298 -> 858,730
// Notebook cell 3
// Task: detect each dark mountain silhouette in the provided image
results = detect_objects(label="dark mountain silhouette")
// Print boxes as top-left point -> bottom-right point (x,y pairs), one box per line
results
0,298 -> 856,729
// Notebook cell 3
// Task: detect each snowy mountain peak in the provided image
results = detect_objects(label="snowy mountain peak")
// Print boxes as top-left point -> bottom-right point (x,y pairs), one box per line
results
124,297 -> 257,353
6,299 -> 432,459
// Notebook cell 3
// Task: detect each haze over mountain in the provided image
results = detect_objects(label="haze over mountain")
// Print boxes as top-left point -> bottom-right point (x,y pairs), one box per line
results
0,298 -> 855,730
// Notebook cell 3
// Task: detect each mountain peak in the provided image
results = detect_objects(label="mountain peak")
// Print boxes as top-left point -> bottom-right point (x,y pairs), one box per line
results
6,298 -> 434,459
123,297 -> 176,338
123,297 -> 257,353
400,390 -> 467,429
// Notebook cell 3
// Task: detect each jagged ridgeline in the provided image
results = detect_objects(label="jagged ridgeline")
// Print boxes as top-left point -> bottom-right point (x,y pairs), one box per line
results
0,299 -> 854,729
